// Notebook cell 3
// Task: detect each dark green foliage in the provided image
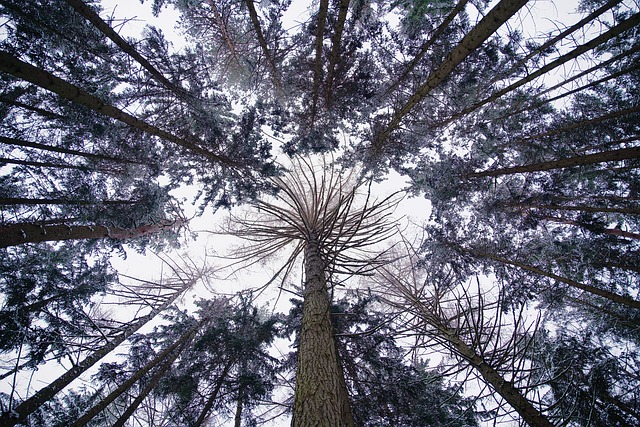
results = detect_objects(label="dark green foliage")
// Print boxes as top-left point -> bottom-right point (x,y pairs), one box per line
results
0,242 -> 115,365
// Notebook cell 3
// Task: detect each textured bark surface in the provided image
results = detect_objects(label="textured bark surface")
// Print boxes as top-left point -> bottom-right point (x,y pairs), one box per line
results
443,330 -> 554,427
292,241 -> 354,427
467,146 -> 640,178
0,289 -> 186,427
373,0 -> 529,153
0,51 -> 241,167
0,220 -> 183,248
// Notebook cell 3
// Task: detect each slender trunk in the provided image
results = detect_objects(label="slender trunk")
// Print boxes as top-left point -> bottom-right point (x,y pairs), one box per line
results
540,215 -> 640,240
244,0 -> 282,95
441,329 -> 554,427
0,219 -> 184,248
111,339 -> 187,427
0,285 -> 188,427
193,358 -> 235,427
64,0 -> 188,100
438,11 -> 640,128
207,0 -> 242,66
599,262 -> 640,275
0,97 -> 66,119
292,240 -> 354,427
516,104 -> 640,145
70,326 -> 196,427
0,197 -> 138,206
310,0 -> 330,127
0,157 -> 110,172
0,51 -> 242,167
488,44 -> 640,126
234,370 -> 245,427
493,0 -> 622,84
460,246 -> 640,309
384,0 -> 469,97
509,202 -> 640,215
325,0 -> 350,109
0,135 -> 143,164
373,0 -> 528,155
466,146 -> 640,178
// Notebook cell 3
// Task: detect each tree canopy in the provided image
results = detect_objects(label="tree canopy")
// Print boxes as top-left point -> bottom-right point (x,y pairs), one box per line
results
1,0 -> 639,425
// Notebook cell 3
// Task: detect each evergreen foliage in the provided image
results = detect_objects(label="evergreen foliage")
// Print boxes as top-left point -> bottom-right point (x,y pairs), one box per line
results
1,0 -> 639,425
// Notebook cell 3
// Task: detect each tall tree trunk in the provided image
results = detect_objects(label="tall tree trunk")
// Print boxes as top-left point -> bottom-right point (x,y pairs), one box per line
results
466,146 -> 640,178
0,197 -> 138,206
309,0 -> 330,128
437,11 -> 640,127
292,240 -> 354,427
0,219 -> 184,248
64,0 -> 188,100
384,0 -> 470,97
110,338 -> 187,427
0,51 -> 242,167
493,0 -> 622,84
324,0 -> 350,109
193,358 -> 235,427
540,215 -> 640,240
508,202 -> 640,215
373,0 -> 529,155
0,285 -> 189,427
244,0 -> 282,96
0,135 -> 143,164
459,246 -> 640,309
440,328 -> 554,427
69,326 -> 196,427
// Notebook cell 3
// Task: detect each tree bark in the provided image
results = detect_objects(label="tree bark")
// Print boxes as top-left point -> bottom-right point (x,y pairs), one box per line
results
461,247 -> 640,309
292,240 -> 354,427
0,220 -> 184,248
0,197 -> 138,206
384,0 -> 470,97
493,0 -> 622,84
244,0 -> 282,96
0,285 -> 189,427
0,51 -> 242,168
373,0 -> 528,155
309,0 -> 330,127
441,329 -> 554,427
324,0 -> 350,109
110,338 -> 186,427
193,358 -> 235,427
508,202 -> 640,215
0,135 -> 142,164
540,215 -> 640,240
438,11 -> 640,127
69,326 -> 195,427
64,0 -> 188,100
466,146 -> 640,178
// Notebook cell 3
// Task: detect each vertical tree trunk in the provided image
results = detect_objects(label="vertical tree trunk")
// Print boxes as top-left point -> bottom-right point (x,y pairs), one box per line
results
292,241 -> 354,427
194,358 -> 235,427
373,0 -> 529,154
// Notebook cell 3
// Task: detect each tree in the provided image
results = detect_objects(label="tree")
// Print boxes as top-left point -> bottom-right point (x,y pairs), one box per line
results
226,156 -> 400,426
2,0 -> 640,425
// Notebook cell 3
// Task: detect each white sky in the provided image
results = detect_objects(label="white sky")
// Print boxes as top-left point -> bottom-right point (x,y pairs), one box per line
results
3,0 -> 625,425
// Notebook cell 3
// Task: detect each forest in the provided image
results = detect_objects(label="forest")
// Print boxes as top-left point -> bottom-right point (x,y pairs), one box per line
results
0,0 -> 639,425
